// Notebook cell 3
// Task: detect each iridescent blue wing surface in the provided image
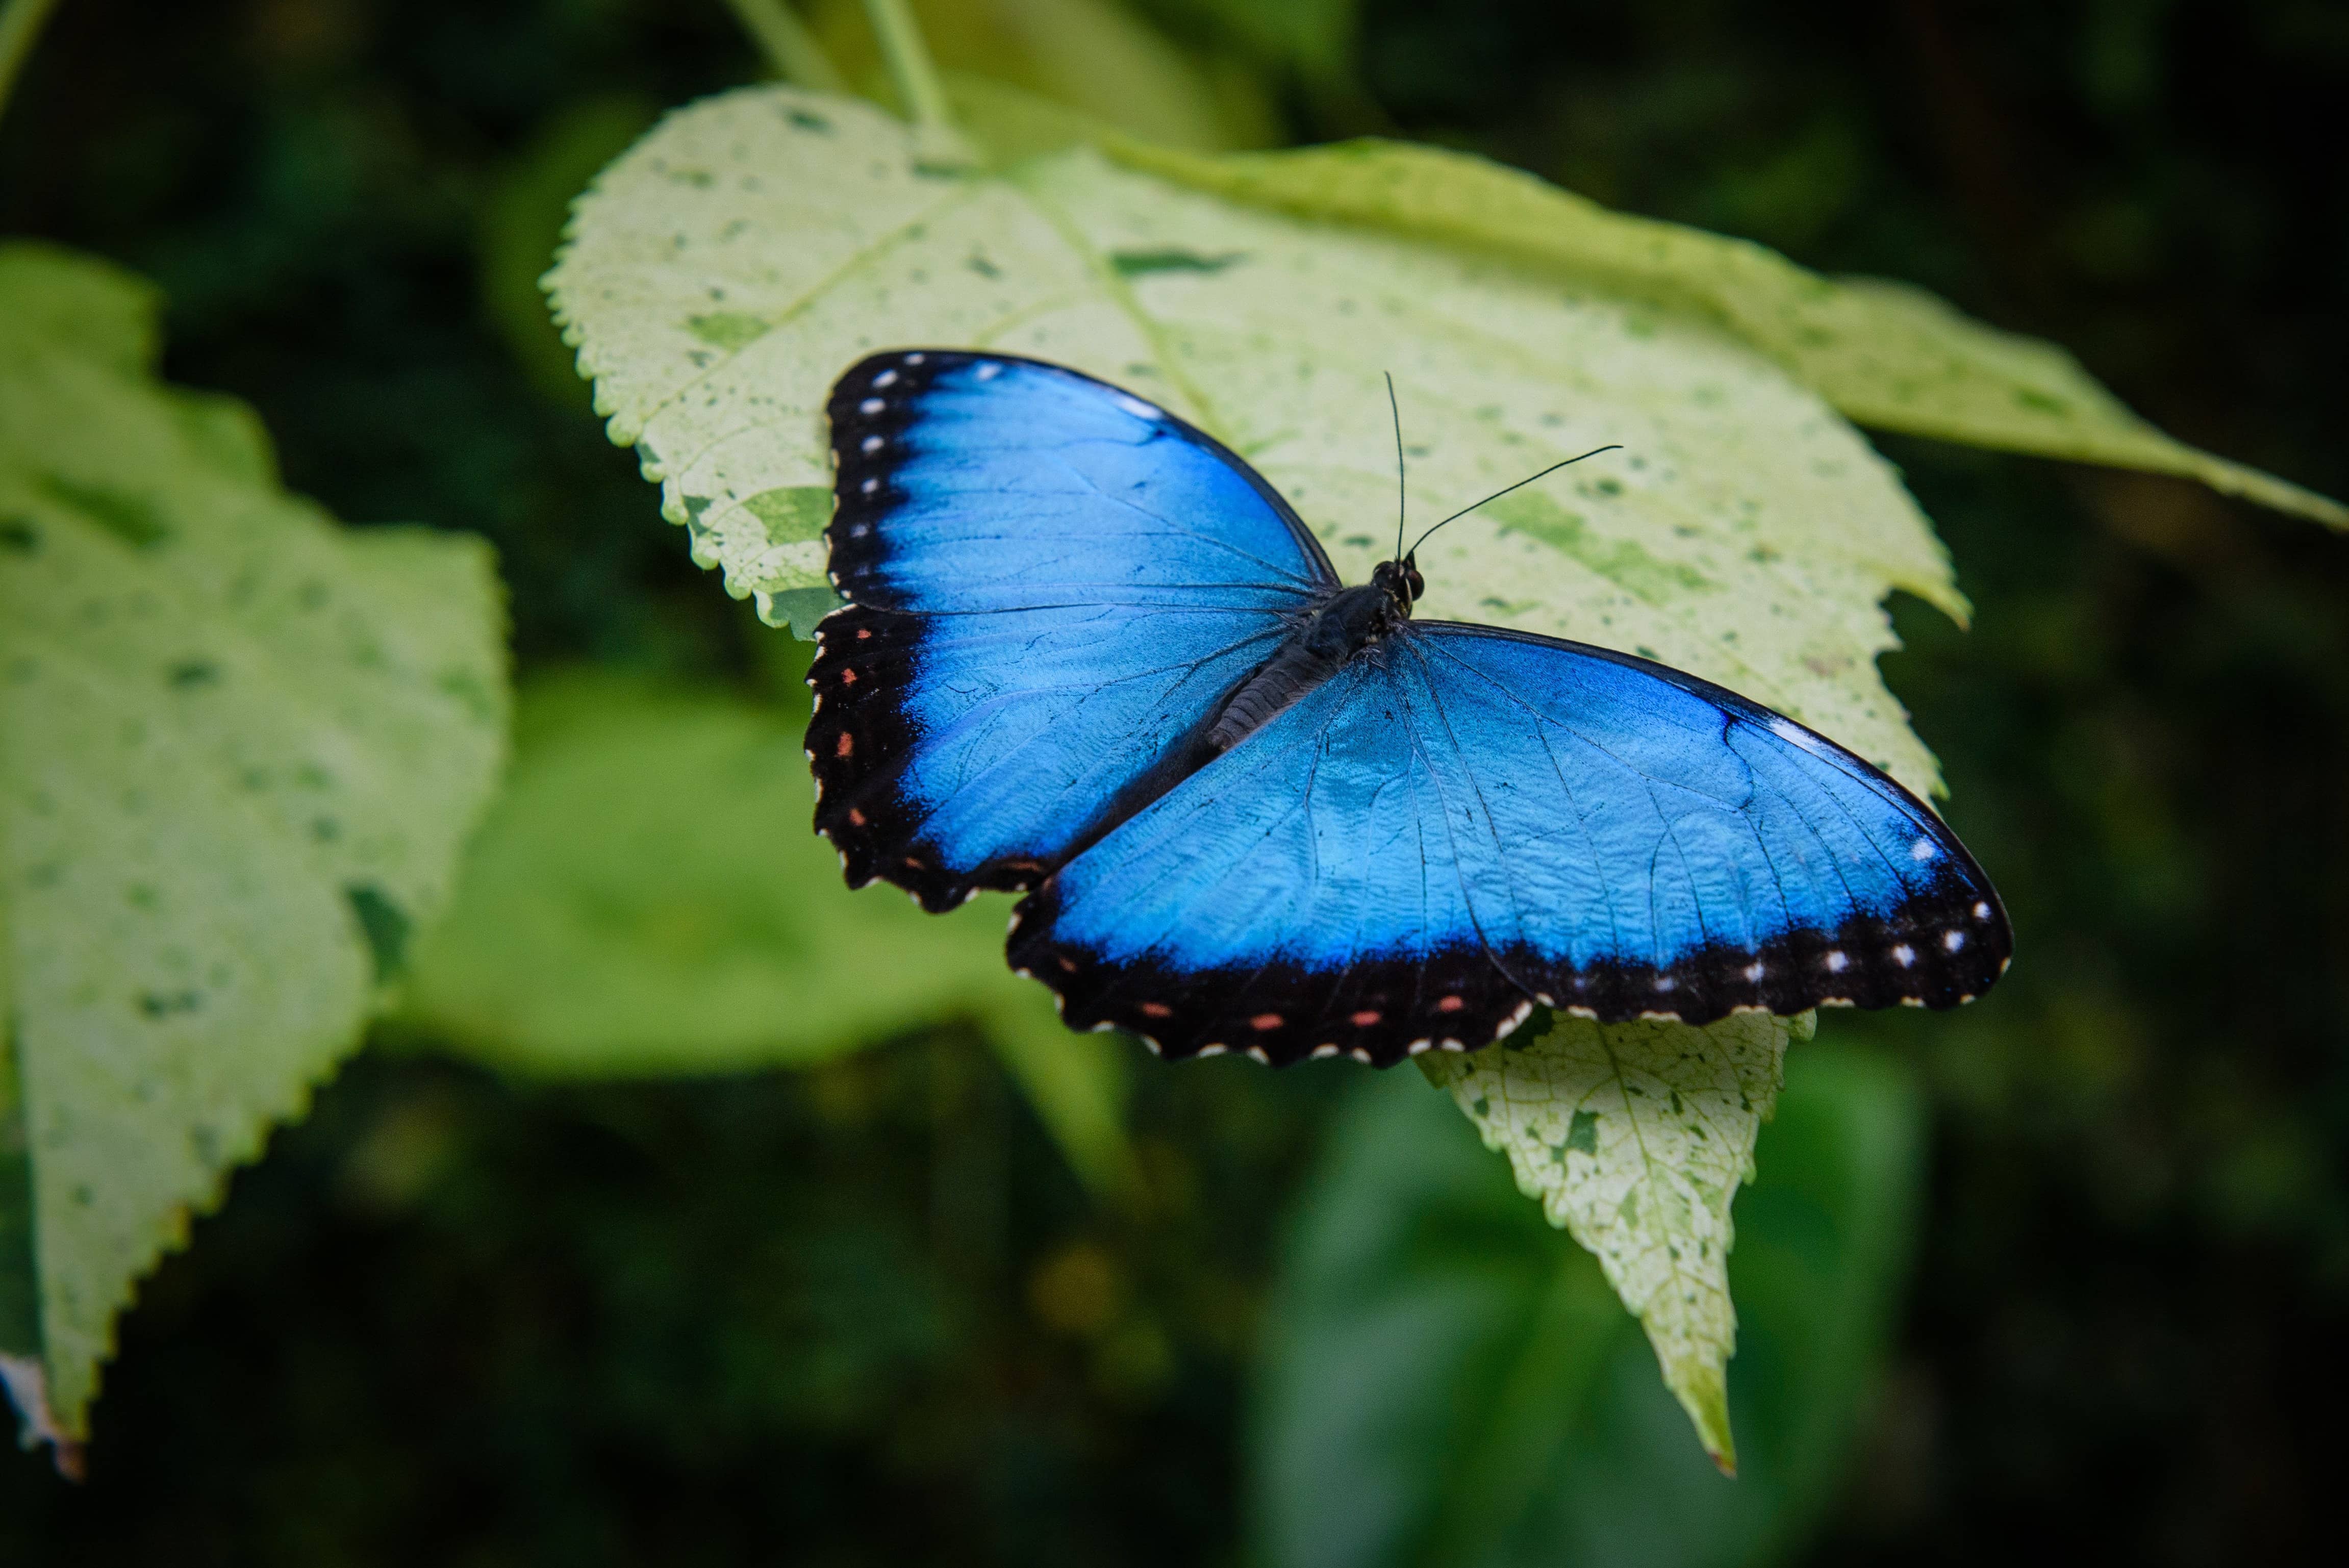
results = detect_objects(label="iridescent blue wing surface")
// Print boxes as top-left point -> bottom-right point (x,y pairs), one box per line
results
1007,621 -> 2010,1066
808,351 -> 1338,911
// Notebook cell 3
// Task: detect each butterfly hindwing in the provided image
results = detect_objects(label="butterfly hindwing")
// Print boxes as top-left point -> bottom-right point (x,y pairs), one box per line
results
810,352 -> 1337,911
1393,624 -> 2010,1020
1007,622 -> 2010,1065
1004,655 -> 1539,1065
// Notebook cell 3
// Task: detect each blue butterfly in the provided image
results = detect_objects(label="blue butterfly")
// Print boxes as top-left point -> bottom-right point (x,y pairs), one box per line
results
806,351 -> 2011,1067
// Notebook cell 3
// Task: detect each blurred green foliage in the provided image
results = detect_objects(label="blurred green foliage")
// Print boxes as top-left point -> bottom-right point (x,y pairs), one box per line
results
390,667 -> 1142,1199
3,0 -> 2347,1563
1256,1047 -> 1923,1568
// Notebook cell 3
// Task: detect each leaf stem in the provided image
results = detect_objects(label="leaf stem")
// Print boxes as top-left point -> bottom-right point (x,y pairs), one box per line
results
720,0 -> 845,94
0,0 -> 62,128
858,0 -> 976,169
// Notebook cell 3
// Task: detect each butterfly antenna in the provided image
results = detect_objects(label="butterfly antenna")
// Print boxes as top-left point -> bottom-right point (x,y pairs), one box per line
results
1386,372 -> 1407,563
1406,445 -> 1624,558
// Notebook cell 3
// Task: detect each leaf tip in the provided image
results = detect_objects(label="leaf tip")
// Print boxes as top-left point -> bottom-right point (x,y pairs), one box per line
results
1670,1357 -> 1738,1478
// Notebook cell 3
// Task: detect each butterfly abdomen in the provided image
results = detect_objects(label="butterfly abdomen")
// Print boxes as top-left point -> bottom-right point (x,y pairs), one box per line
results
1205,583 -> 1406,754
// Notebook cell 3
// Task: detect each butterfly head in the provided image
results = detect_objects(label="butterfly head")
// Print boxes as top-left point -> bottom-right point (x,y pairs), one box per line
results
1372,554 -> 1424,614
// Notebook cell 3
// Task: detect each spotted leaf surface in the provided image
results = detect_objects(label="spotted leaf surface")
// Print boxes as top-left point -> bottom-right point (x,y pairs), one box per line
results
0,245 -> 509,1444
550,85 -> 1969,795
1424,1009 -> 1814,1470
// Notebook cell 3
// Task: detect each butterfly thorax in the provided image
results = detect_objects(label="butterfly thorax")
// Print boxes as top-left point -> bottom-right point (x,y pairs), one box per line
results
1204,566 -> 1418,755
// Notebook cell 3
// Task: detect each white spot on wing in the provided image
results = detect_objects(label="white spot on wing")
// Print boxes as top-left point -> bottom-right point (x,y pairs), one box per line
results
974,362 -> 1002,381
1892,944 -> 1915,967
861,435 -> 883,453
1944,929 -> 1965,951
858,397 -> 885,414
872,369 -> 898,388
1825,950 -> 1849,972
1911,838 -> 1936,861
1114,394 -> 1159,419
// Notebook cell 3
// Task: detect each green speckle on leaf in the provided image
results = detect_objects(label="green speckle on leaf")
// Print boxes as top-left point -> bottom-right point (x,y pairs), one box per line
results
1486,491 -> 1713,605
1565,1107 -> 1600,1154
742,486 -> 831,543
1110,247 -> 1247,277
344,884 -> 412,985
763,585 -> 846,640
37,474 -> 168,548
685,311 -> 770,351
135,991 -> 202,1020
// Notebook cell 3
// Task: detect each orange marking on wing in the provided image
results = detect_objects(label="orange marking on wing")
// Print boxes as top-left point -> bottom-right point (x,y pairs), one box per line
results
1436,995 -> 1466,1013
1139,1002 -> 1173,1019
834,731 -> 853,758
1250,1013 -> 1283,1031
1350,1009 -> 1381,1027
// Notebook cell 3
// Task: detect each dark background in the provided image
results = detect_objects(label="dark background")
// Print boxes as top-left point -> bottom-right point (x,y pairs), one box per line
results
4,1 -> 2347,1561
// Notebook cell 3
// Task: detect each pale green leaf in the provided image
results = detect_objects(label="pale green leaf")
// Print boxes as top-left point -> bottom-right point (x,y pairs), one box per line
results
396,674 -> 1138,1198
1102,137 -> 2346,527
0,244 -> 509,1444
1422,1009 -> 1817,1471
551,85 -> 1965,794
1256,1047 -> 1923,1565
398,673 -> 1009,1073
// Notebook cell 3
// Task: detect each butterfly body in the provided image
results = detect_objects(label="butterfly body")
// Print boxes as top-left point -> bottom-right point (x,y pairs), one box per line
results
1206,568 -> 1415,755
807,350 -> 2012,1066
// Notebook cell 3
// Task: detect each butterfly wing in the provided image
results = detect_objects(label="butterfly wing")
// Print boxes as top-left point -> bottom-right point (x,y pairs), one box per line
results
1008,621 -> 2010,1065
809,351 -> 1338,911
